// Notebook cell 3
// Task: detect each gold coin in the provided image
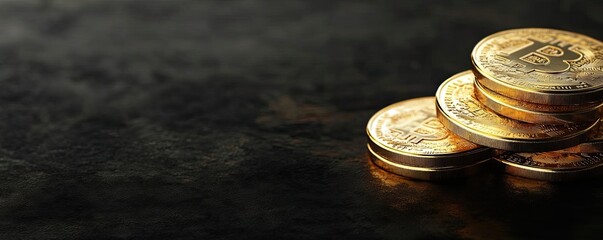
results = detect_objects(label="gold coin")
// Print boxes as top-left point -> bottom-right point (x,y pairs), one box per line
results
366,97 -> 492,168
368,144 -> 491,181
562,119 -> 603,152
472,28 -> 603,105
474,78 -> 603,124
435,70 -> 599,152
495,150 -> 603,181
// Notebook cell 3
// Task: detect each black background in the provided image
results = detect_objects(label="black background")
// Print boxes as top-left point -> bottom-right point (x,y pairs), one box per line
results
0,0 -> 602,239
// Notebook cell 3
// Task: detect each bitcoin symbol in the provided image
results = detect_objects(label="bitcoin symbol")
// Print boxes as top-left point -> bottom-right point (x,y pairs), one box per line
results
502,38 -> 582,73
392,117 -> 448,144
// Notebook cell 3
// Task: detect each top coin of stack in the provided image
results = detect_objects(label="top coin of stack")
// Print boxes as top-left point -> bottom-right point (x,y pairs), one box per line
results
471,28 -> 603,124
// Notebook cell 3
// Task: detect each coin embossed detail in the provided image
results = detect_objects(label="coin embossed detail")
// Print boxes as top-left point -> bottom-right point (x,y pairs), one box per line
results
497,151 -> 603,170
368,97 -> 478,155
503,37 -> 582,73
472,28 -> 603,104
366,97 -> 491,168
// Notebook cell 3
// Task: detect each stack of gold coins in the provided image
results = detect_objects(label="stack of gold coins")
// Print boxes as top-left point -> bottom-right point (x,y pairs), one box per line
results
367,28 -> 603,181
435,71 -> 599,152
471,28 -> 603,124
366,97 -> 492,180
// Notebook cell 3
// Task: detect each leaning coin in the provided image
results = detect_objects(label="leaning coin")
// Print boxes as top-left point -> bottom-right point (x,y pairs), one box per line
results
474,79 -> 603,124
435,70 -> 599,152
472,28 -> 603,105
366,97 -> 492,168
495,150 -> 603,181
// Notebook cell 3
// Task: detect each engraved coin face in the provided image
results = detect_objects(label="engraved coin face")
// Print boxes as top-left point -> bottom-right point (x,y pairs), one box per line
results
495,149 -> 603,181
496,151 -> 603,170
435,71 -> 599,152
472,28 -> 603,104
367,97 -> 481,156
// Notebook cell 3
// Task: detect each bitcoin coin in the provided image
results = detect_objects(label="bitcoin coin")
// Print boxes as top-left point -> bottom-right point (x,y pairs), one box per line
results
472,28 -> 603,105
435,70 -> 599,152
474,78 -> 603,124
495,150 -> 603,181
366,97 -> 492,168
368,144 -> 491,181
561,119 -> 603,153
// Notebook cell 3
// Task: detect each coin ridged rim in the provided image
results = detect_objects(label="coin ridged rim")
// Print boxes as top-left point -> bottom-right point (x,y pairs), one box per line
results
368,144 -> 491,181
435,71 -> 600,152
472,69 -> 603,105
367,135 -> 492,168
471,28 -> 603,105
474,79 -> 603,124
436,101 -> 599,152
367,134 -> 493,168
471,27 -> 603,94
495,157 -> 603,182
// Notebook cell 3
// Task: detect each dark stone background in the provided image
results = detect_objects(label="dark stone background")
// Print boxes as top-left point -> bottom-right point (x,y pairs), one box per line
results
0,0 -> 601,239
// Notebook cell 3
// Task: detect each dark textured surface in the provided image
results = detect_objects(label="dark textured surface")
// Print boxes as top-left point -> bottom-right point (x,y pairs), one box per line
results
0,0 -> 602,239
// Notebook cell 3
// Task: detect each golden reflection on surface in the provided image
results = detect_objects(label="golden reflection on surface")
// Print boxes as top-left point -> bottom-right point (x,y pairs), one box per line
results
367,155 -> 509,238
442,202 -> 509,239
503,174 -> 553,194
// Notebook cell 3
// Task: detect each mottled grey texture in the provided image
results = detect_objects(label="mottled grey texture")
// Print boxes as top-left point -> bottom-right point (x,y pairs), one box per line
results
0,0 -> 601,239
